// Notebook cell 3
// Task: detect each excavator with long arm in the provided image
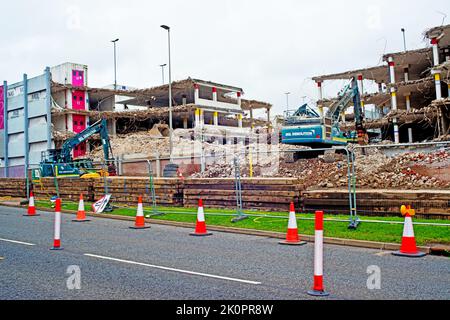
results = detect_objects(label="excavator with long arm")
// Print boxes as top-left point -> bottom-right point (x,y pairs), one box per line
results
37,118 -> 116,178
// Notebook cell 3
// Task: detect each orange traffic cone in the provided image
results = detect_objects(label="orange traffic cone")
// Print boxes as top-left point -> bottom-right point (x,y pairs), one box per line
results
392,205 -> 426,258
190,199 -> 212,236
24,191 -> 40,217
130,196 -> 150,229
279,202 -> 306,245
72,194 -> 90,222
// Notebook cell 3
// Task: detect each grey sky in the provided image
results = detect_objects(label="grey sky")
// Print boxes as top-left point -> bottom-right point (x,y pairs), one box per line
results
0,0 -> 448,118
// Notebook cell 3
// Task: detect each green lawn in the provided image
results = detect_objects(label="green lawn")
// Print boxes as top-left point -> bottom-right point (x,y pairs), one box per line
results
34,199 -> 450,246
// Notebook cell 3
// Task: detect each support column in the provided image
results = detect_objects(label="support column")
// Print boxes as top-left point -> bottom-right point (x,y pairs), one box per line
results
403,66 -> 410,82
237,114 -> 243,128
194,108 -> 200,128
405,93 -> 413,143
237,91 -> 242,107
444,48 -> 450,62
112,119 -> 117,136
316,80 -> 323,118
388,56 -> 399,143
431,38 -> 440,66
2,81 -> 8,177
200,108 -> 204,128
391,88 -> 400,143
357,74 -> 365,115
212,87 -> 217,102
213,111 -> 218,126
432,70 -> 442,100
183,117 -> 188,129
266,107 -> 271,123
194,84 -> 199,103
377,82 -> 383,93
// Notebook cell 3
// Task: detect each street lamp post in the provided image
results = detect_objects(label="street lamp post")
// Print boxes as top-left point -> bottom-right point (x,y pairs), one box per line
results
160,64 -> 167,84
111,38 -> 119,90
401,28 -> 407,52
285,92 -> 291,116
161,25 -> 173,161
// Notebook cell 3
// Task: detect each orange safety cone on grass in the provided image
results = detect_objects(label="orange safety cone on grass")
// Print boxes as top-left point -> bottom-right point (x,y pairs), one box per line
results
129,196 -> 150,229
190,199 -> 212,237
279,202 -> 306,246
72,194 -> 90,222
24,191 -> 40,217
392,205 -> 426,258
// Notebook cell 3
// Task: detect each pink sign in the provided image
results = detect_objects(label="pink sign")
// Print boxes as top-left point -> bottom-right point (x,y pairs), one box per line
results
0,86 -> 4,130
72,70 -> 84,87
72,90 -> 86,110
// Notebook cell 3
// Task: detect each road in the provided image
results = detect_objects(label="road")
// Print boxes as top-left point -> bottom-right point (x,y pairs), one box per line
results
0,205 -> 449,300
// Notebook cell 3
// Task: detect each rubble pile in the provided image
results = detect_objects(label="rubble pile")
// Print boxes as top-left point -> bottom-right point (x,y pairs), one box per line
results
89,129 -> 449,190
193,148 -> 450,190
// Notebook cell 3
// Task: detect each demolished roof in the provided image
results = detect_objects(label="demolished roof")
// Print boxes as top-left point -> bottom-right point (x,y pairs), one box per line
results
312,47 -> 433,84
312,65 -> 388,83
425,24 -> 450,47
241,99 -> 272,111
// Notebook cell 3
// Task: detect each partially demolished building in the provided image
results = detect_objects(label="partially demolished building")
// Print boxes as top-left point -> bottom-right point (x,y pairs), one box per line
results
0,62 -> 272,177
312,24 -> 450,143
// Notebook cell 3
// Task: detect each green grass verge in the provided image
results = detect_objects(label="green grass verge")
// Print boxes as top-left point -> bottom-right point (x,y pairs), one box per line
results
34,200 -> 450,246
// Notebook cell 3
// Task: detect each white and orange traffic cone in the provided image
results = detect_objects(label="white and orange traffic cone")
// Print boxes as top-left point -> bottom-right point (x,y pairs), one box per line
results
279,202 -> 306,246
50,198 -> 63,250
72,194 -> 90,222
190,199 -> 212,236
392,205 -> 426,258
24,191 -> 40,217
307,210 -> 329,297
130,196 -> 150,229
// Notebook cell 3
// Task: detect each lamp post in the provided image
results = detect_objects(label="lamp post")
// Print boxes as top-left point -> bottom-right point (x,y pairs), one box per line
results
401,28 -> 407,52
285,92 -> 291,116
161,25 -> 173,161
111,38 -> 119,90
160,64 -> 167,84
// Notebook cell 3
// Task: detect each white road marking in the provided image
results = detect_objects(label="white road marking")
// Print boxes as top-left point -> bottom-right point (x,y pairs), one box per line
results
0,238 -> 35,246
84,253 -> 261,285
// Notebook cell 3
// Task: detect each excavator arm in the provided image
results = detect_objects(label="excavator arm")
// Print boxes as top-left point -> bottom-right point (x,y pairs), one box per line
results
60,118 -> 114,163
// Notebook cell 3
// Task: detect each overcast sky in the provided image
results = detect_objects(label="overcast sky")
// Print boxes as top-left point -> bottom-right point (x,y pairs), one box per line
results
0,0 -> 448,118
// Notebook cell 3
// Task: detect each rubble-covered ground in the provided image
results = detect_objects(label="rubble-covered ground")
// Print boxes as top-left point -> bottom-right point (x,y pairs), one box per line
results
90,130 -> 450,190
192,147 -> 450,190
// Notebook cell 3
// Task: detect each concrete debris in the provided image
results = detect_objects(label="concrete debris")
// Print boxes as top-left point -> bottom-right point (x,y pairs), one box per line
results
89,129 -> 449,190
193,148 -> 450,190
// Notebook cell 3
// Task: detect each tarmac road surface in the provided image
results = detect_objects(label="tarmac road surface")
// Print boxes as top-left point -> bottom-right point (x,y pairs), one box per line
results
0,205 -> 449,300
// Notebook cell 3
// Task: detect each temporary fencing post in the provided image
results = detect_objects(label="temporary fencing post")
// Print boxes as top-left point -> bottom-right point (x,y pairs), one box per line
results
232,156 -> 248,223
51,164 -> 60,198
146,160 -> 162,217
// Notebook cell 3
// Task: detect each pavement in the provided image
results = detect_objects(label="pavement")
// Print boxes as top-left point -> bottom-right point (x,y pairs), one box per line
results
0,205 -> 449,300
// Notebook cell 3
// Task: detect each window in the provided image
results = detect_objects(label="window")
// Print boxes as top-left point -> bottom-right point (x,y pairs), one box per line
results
74,121 -> 78,125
